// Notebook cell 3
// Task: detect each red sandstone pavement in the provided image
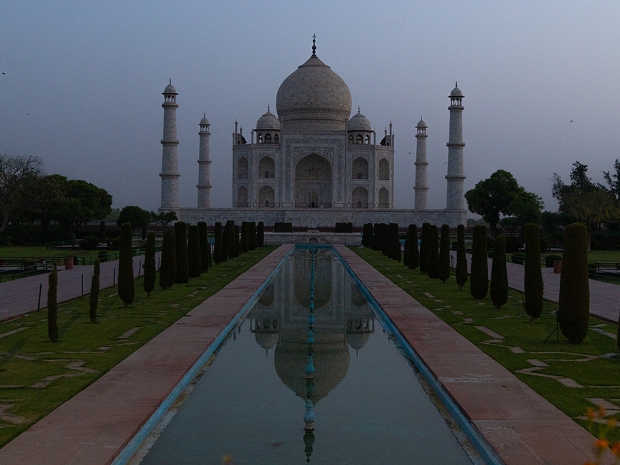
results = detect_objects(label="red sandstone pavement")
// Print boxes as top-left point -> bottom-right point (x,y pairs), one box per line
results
0,245 -> 293,465
0,244 -> 615,464
335,245 -> 615,465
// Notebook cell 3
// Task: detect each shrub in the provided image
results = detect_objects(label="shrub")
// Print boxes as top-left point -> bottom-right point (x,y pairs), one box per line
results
118,223 -> 135,308
427,225 -> 439,279
455,224 -> 467,290
188,225 -> 202,278
544,254 -> 563,267
505,235 -> 523,253
470,224 -> 488,299
143,232 -> 156,297
198,222 -> 209,272
558,222 -> 589,343
524,223 -> 543,320
89,257 -> 100,322
80,235 -> 100,250
159,229 -> 176,290
490,235 -> 508,308
257,222 -> 264,247
213,222 -> 223,265
419,223 -> 430,274
439,224 -> 451,283
175,222 -> 189,283
48,268 -> 58,341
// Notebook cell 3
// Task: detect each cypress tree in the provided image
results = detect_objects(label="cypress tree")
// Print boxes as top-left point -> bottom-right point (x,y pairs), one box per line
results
455,224 -> 467,290
250,222 -> 257,250
213,222 -> 223,265
524,223 -> 543,321
118,223 -> 135,308
558,222 -> 589,343
198,222 -> 209,272
241,222 -> 249,253
89,257 -> 100,322
409,224 -> 419,270
257,221 -> 264,247
490,235 -> 508,308
143,232 -> 156,297
234,225 -> 241,258
381,223 -> 389,257
403,225 -> 411,267
372,223 -> 380,250
439,224 -> 451,283
470,224 -> 488,299
222,220 -> 233,261
389,223 -> 401,261
419,223 -> 430,274
48,267 -> 58,341
427,225 -> 439,279
188,225 -> 202,278
159,228 -> 176,289
175,221 -> 189,283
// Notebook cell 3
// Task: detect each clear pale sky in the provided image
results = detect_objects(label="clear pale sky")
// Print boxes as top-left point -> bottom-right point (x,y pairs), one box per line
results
1,1 -> 618,213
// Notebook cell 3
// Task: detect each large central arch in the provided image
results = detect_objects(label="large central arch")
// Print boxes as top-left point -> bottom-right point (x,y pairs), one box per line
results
294,153 -> 332,208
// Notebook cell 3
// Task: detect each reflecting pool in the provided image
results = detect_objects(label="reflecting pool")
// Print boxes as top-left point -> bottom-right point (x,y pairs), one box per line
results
139,247 -> 481,464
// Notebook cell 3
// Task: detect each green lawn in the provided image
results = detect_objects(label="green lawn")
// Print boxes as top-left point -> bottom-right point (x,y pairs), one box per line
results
0,246 -> 275,446
0,246 -> 96,259
352,246 -> 620,444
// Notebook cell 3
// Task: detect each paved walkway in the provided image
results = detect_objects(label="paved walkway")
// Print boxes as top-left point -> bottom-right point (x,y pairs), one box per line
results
0,253 -> 161,322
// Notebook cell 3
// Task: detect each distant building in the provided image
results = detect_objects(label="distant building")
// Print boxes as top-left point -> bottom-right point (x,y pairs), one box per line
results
159,39 -> 466,227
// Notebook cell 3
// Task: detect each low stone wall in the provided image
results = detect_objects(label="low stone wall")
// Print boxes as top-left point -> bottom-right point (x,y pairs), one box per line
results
263,231 -> 361,245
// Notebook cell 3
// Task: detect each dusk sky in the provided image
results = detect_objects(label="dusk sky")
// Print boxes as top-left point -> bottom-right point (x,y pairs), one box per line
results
1,1 -> 619,214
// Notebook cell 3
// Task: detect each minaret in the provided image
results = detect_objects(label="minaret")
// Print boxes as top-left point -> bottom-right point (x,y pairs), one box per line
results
160,80 -> 180,211
197,114 -> 212,209
414,117 -> 428,210
446,83 -> 466,210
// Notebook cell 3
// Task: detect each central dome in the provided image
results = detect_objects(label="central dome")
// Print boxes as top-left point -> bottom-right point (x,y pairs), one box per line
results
276,53 -> 352,132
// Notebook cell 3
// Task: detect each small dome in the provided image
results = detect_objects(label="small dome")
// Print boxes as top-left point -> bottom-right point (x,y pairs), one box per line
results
347,108 -> 372,131
256,109 -> 280,130
416,118 -> 427,129
255,332 -> 279,351
163,80 -> 177,95
200,113 -> 210,125
346,332 -> 371,351
450,84 -> 463,98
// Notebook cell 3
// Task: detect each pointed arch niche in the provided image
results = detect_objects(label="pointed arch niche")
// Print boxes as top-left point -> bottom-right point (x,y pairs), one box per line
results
294,154 -> 332,208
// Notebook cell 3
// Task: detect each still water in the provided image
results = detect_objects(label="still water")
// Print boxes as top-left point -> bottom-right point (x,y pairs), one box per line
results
139,247 -> 479,464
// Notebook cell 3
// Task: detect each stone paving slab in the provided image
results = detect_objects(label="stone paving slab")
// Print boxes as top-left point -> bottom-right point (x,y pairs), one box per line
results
335,245 -> 614,465
0,245 -> 293,465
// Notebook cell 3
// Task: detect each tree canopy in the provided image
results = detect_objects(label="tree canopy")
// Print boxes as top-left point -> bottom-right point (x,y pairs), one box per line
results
0,154 -> 43,231
117,206 -> 152,234
465,170 -> 543,237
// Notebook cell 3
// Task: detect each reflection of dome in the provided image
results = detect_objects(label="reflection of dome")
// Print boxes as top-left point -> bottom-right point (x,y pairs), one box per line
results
274,343 -> 349,402
350,283 -> 366,307
258,284 -> 274,307
276,53 -> 352,130
348,109 -> 372,131
256,109 -> 280,130
346,332 -> 370,351
255,332 -> 279,351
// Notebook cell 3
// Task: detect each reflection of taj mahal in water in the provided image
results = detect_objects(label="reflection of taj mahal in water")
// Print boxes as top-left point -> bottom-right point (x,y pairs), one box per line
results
249,248 -> 374,401
159,38 -> 468,227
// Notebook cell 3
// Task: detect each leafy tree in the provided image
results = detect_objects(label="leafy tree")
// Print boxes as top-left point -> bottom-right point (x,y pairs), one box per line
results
470,225 -> 488,299
558,223 -> 589,343
438,224 -> 451,283
213,222 -> 223,265
143,232 -> 156,297
152,210 -> 178,227
0,154 -> 43,232
62,179 -> 113,229
505,190 -> 545,237
187,225 -> 202,278
427,225 -> 439,279
175,221 -> 189,283
90,258 -> 100,322
48,267 -> 58,341
524,223 -> 543,321
118,223 -> 135,308
455,224 -> 467,290
465,170 -> 526,237
198,222 -> 209,273
490,235 -> 508,308
117,206 -> 152,239
159,229 -> 176,289
257,221 -> 264,247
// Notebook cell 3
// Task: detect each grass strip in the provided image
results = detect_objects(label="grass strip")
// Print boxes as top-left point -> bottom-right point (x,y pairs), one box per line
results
0,246 -> 276,446
352,246 -> 620,444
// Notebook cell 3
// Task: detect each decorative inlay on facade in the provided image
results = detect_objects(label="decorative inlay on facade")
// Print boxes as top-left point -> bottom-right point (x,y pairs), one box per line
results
294,147 -> 334,161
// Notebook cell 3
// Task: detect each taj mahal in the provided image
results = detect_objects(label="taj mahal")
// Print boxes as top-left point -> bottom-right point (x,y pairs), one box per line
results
159,39 -> 467,227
